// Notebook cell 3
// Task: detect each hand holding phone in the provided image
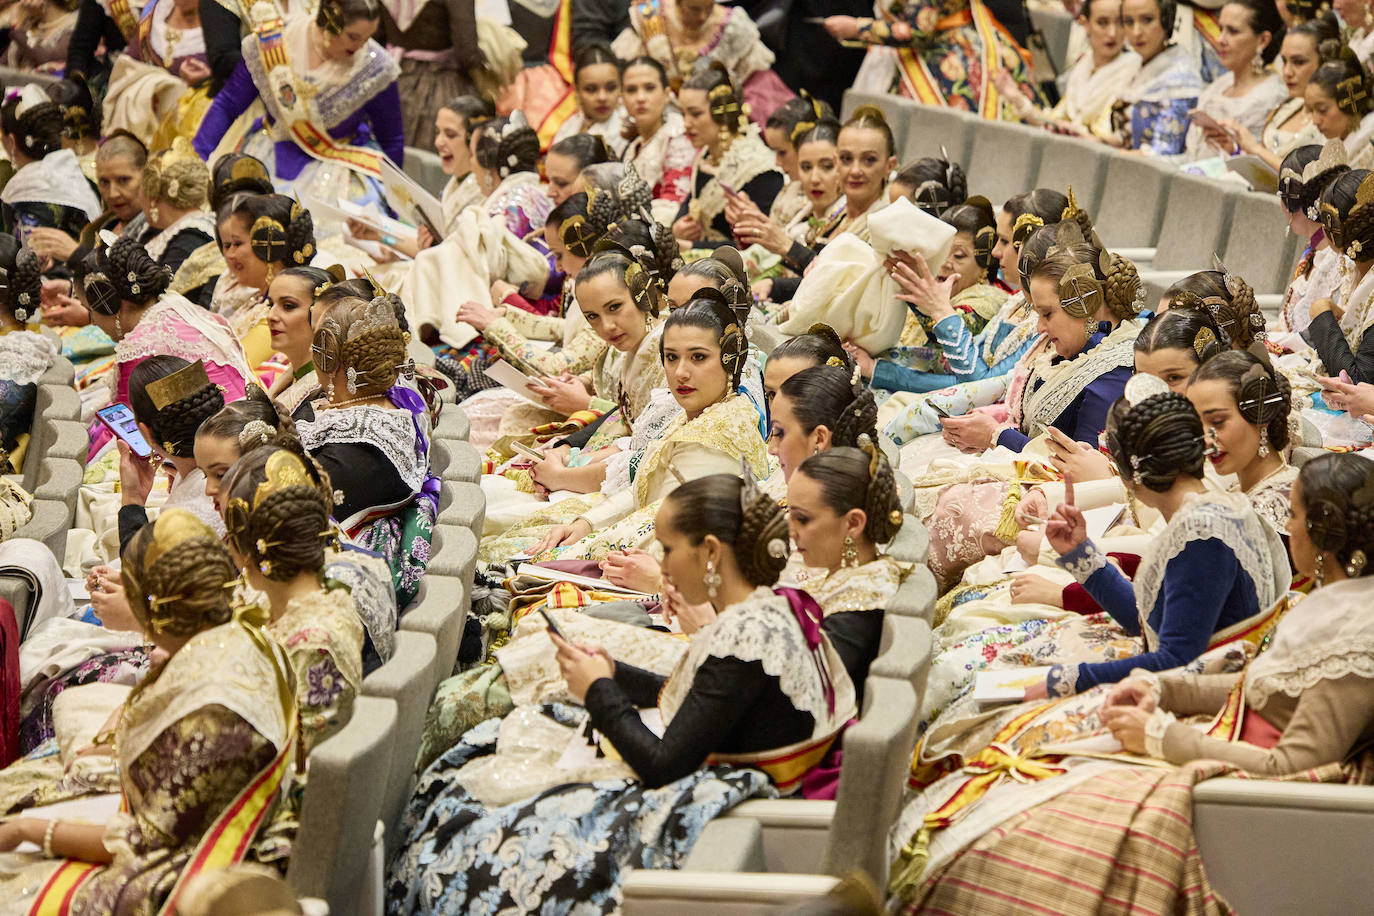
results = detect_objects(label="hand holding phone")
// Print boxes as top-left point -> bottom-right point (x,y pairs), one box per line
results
539,608 -> 569,642
96,403 -> 152,457
511,441 -> 544,462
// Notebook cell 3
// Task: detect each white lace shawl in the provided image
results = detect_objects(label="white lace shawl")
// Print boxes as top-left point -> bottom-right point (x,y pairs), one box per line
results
625,108 -> 688,193
1017,319 -> 1139,438
803,556 -> 904,616
1052,48 -> 1140,133
1335,256 -> 1374,353
297,404 -> 427,492
1132,491 -> 1288,648
1,149 -> 102,220
657,587 -> 855,736
0,327 -> 56,386
1246,577 -> 1374,707
143,210 -> 216,263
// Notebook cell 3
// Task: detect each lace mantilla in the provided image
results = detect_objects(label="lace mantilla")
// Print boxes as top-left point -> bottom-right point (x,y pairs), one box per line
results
1242,462 -> 1298,535
1133,491 -> 1284,646
114,294 -> 248,377
804,556 -> 904,615
0,328 -> 56,386
297,404 -> 427,491
1246,578 -> 1374,707
1017,320 -> 1138,438
600,387 -> 682,497
658,587 -> 854,734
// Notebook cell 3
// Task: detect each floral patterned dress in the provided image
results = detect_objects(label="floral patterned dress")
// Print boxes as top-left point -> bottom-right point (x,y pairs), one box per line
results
849,0 -> 1040,118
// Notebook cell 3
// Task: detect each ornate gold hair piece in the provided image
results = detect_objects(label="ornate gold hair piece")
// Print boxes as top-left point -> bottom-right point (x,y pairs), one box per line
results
229,156 -> 270,186
143,508 -> 216,576
224,450 -> 316,541
1057,262 -> 1104,320
1193,326 -> 1218,359
560,213 -> 598,258
1061,185 -> 1080,222
146,359 -> 211,411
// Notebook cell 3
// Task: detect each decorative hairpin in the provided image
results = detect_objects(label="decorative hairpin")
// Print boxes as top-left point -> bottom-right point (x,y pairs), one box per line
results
145,359 -> 211,411
1124,372 -> 1170,407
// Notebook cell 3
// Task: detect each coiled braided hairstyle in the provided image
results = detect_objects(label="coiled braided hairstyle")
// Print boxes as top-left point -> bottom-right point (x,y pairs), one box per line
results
129,356 -> 227,458
1162,269 -> 1264,349
474,114 -> 540,178
0,93 -> 63,159
1135,307 -> 1230,367
663,296 -> 751,389
769,323 -> 853,374
0,234 -> 42,325
1278,143 -> 1348,217
941,197 -> 998,281
197,384 -> 298,454
683,62 -> 747,135
48,77 -> 99,143
777,364 -> 878,448
1028,230 -> 1141,323
1319,168 -> 1374,260
209,153 -> 273,211
80,234 -> 172,314
765,93 -> 838,150
664,472 -> 790,587
1298,451 -> 1374,577
226,193 -> 316,269
222,444 -> 335,581
312,294 -> 409,396
142,143 -> 211,211
894,156 -> 968,217
121,509 -> 236,638
1190,348 -> 1293,452
794,436 -> 903,545
1105,390 -> 1206,492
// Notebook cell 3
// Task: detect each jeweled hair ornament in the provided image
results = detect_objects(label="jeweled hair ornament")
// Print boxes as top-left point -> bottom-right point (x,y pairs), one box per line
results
739,457 -> 789,561
1124,372 -> 1170,407
1057,262 -> 1105,320
223,450 -> 317,547
237,419 -> 274,450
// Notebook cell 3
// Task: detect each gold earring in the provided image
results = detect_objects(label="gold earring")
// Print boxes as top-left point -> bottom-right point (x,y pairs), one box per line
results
842,535 -> 858,568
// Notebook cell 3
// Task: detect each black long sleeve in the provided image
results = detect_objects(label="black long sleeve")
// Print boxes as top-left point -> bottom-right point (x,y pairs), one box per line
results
157,230 -> 214,275
612,662 -> 666,708
66,0 -> 124,80
556,409 -> 613,448
1308,310 -> 1374,384
117,505 -> 150,554
770,276 -> 802,303
585,655 -> 814,788
200,0 -> 244,96
820,609 -> 883,708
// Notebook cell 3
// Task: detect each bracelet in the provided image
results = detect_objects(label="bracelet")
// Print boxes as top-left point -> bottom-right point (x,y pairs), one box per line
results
381,233 -> 398,247
42,819 -> 59,858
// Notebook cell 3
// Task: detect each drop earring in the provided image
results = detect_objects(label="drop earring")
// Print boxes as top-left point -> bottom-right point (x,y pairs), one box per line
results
1084,318 -> 1095,339
1315,551 -> 1326,587
1257,426 -> 1270,458
114,314 -> 123,338
704,560 -> 721,600
842,535 -> 858,568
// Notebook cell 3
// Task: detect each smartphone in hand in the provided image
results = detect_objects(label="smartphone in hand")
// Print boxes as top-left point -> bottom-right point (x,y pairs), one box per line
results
96,403 -> 152,457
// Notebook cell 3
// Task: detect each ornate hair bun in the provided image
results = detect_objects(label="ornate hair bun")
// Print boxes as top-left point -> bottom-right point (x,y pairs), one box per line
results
146,359 -> 211,411
1124,372 -> 1170,407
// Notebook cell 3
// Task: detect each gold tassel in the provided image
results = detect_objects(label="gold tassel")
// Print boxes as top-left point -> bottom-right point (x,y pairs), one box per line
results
888,826 -> 932,900
994,480 -> 1024,544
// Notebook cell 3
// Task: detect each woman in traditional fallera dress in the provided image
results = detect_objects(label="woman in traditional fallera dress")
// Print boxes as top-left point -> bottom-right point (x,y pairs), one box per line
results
621,56 -> 697,226
0,238 -> 53,472
387,472 -> 853,914
193,0 -> 404,205
0,86 -> 102,243
0,510 -> 297,916
1110,0 -> 1204,155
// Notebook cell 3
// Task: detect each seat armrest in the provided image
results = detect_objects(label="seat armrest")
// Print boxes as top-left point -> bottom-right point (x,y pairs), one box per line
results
622,871 -> 838,916
680,817 -> 765,872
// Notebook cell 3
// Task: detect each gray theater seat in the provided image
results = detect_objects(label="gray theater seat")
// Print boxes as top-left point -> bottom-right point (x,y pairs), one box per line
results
968,119 -> 1045,206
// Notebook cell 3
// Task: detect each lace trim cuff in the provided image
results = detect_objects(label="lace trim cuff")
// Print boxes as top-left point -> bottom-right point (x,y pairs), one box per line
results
1128,668 -> 1163,706
1056,540 -> 1108,585
1144,709 -> 1176,759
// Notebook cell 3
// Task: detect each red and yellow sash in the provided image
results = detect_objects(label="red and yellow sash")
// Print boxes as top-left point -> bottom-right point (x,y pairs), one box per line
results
536,0 -> 578,150
249,5 -> 384,178
894,4 -> 1024,120
707,732 -> 840,795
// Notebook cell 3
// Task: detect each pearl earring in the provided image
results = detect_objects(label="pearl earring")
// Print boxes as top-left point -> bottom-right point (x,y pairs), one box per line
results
703,560 -> 721,600
842,535 -> 858,568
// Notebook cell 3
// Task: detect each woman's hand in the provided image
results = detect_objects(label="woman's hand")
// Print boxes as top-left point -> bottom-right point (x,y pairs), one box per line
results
178,57 -> 212,84
751,278 -> 774,303
1100,705 -> 1152,754
1045,427 -> 1112,482
40,278 -> 88,327
940,411 -> 1002,453
529,451 -> 568,491
1044,476 -> 1089,556
1014,487 -> 1048,529
1102,676 -> 1159,712
455,299 -> 501,332
888,251 -> 956,321
1318,374 -> 1374,415
661,581 -> 717,634
1310,297 -> 1343,323
416,225 -> 436,250
842,340 -> 877,379
733,213 -> 791,256
346,218 -> 382,243
528,375 -> 592,415
1009,573 -> 1064,607
117,440 -> 157,508
0,819 -> 33,853
532,518 -> 592,555
1220,118 -> 1258,156
823,15 -> 861,39
599,548 -> 662,592
1022,678 -> 1050,702
550,631 -> 615,703
673,213 -> 704,244
90,569 -> 140,631
28,227 -> 79,263
490,279 -> 520,303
